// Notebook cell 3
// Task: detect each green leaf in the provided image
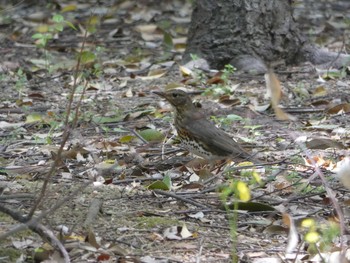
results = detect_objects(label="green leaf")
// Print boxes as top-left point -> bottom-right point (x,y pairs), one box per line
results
32,33 -> 44,39
32,33 -> 53,47
226,114 -> 243,121
113,127 -> 129,133
61,4 -> 77,13
65,20 -> 77,30
54,23 -> 64,32
148,180 -> 170,190
87,16 -> 99,33
26,113 -> 44,123
87,24 -> 97,34
243,125 -> 262,130
119,135 -> 135,143
92,115 -> 124,124
34,247 -> 45,253
80,51 -> 96,64
138,129 -> 164,142
162,174 -> 172,189
162,30 -> 173,50
52,14 -> 64,23
37,39 -> 47,47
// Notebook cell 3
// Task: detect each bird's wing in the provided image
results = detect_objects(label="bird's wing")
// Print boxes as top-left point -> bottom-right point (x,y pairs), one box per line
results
184,118 -> 251,159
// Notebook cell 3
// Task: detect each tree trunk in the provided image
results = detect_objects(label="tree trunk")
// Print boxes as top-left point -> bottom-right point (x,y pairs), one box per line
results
183,0 -> 349,73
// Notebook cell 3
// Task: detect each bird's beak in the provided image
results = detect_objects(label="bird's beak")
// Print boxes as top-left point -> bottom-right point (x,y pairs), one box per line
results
152,91 -> 166,98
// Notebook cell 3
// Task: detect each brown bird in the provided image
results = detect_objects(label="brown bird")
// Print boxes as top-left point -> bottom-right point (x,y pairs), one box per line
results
154,89 -> 254,163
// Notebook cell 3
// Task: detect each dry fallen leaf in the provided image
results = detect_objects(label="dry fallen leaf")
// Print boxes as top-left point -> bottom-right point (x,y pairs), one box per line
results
265,69 -> 297,121
284,213 -> 299,253
327,103 -> 350,114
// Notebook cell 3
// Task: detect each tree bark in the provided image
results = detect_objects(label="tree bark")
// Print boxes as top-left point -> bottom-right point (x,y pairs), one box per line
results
183,0 -> 350,73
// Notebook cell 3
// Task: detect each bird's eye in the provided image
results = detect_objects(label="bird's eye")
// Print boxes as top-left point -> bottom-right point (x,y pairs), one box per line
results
172,93 -> 178,98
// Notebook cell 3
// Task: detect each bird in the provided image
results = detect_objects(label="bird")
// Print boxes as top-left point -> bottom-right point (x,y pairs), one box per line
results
154,89 -> 255,163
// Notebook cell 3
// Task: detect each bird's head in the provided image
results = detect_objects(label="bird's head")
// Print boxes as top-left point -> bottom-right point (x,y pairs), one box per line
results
153,89 -> 194,110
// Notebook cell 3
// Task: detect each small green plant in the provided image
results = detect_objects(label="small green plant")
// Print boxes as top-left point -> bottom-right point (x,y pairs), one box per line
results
301,218 -> 340,256
221,64 -> 235,83
286,171 -> 302,182
32,14 -> 76,48
91,46 -> 105,76
187,53 -> 208,86
293,81 -> 310,100
219,179 -> 251,263
204,64 -> 237,97
31,14 -> 77,74
301,184 -> 325,195
14,68 -> 27,99
318,221 -> 340,251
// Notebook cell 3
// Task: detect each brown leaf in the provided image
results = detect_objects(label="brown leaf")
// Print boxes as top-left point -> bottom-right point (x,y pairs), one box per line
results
86,229 -> 100,249
311,99 -> 330,107
265,69 -> 282,105
284,213 -> 299,253
265,69 -> 297,121
206,74 -> 224,85
305,138 -> 345,150
218,95 -> 241,106
327,103 -> 350,114
312,86 -> 327,97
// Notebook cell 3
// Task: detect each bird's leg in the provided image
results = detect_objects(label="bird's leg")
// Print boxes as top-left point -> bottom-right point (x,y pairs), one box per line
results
209,159 -> 227,174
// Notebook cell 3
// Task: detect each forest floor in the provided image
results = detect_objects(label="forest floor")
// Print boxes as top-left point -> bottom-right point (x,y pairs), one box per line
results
1,1 -> 350,262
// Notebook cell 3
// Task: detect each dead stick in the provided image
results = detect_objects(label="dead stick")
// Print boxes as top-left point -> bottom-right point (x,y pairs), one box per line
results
153,189 -> 209,209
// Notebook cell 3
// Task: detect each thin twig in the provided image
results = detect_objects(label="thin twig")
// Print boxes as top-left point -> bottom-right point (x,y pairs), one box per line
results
196,237 -> 204,263
37,223 -> 70,263
153,189 -> 209,209
113,177 -> 160,184
0,194 -> 35,200
130,129 -> 148,144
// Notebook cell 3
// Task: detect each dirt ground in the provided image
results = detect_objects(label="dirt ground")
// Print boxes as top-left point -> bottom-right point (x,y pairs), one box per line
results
1,1 -> 350,262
